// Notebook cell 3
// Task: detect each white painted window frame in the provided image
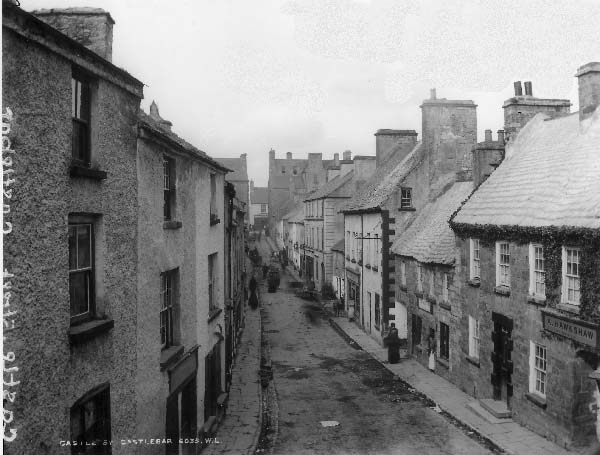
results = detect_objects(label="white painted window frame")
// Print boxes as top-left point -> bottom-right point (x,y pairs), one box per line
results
529,243 -> 546,298
496,241 -> 510,287
469,238 -> 480,281
529,341 -> 547,398
562,246 -> 581,305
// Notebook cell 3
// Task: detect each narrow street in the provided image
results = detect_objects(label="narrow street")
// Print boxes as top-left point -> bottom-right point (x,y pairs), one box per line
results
253,239 -> 494,455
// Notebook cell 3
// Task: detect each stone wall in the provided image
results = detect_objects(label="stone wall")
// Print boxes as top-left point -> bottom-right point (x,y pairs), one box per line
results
453,236 -> 596,448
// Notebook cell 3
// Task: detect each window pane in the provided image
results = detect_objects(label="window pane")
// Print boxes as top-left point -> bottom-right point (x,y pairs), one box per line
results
77,225 -> 91,269
69,226 -> 77,270
72,120 -> 88,161
70,271 -> 89,316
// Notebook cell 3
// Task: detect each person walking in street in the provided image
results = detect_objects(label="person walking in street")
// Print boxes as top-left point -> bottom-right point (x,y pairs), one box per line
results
249,275 -> 258,294
262,264 -> 269,279
427,328 -> 436,372
384,323 -> 401,364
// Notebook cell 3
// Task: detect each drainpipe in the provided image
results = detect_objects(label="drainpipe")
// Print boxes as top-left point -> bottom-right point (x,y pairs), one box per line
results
361,213 -> 364,329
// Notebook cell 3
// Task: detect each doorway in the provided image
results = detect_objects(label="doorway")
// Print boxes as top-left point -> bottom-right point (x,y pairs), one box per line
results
411,314 -> 422,355
395,302 -> 408,339
491,312 -> 514,408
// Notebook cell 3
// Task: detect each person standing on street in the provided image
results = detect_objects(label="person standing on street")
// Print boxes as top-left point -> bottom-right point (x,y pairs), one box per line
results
384,323 -> 401,364
427,328 -> 436,372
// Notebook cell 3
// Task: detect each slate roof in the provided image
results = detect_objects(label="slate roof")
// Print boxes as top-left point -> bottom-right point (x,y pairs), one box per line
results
392,182 -> 473,264
289,207 -> 305,223
453,110 -> 600,229
283,206 -> 304,223
304,171 -> 355,201
342,142 -> 423,212
139,111 -> 229,172
251,187 -> 269,204
331,239 -> 345,253
216,158 -> 248,182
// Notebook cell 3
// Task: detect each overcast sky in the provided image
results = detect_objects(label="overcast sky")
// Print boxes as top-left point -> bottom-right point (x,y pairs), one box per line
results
22,0 -> 600,186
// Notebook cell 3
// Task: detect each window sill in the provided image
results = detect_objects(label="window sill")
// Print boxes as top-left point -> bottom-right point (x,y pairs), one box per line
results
210,215 -> 221,226
399,285 -> 407,291
69,318 -> 114,344
494,285 -> 511,296
525,393 -> 547,409
160,345 -> 184,371
467,279 -> 481,288
208,307 -> 223,322
69,163 -> 107,180
436,357 -> 450,369
526,294 -> 546,306
465,355 -> 480,368
439,301 -> 451,311
398,207 -> 416,212
163,221 -> 182,230
557,303 -> 580,315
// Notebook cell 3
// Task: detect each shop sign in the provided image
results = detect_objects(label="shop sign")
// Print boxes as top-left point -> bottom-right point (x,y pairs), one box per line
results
542,311 -> 600,348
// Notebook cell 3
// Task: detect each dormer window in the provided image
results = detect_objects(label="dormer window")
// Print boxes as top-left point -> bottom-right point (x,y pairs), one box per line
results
400,187 -> 412,209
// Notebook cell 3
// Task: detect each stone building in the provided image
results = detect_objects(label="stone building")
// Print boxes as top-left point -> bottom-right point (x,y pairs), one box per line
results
286,207 -> 305,272
303,156 -> 376,291
268,149 -> 351,232
217,154 -> 249,226
331,239 -> 346,303
136,104 -> 229,452
249,182 -> 269,231
449,63 -> 600,449
3,3 -> 143,453
391,182 -> 472,376
342,90 -> 477,345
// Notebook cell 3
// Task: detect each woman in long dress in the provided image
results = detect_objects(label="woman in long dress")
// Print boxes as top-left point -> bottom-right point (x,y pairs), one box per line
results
427,329 -> 436,371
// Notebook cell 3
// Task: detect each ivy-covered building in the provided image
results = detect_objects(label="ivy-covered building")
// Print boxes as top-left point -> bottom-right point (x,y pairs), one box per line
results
450,62 -> 600,449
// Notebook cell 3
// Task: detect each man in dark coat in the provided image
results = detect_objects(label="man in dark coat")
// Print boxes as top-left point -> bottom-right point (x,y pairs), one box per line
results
384,323 -> 401,364
249,275 -> 258,294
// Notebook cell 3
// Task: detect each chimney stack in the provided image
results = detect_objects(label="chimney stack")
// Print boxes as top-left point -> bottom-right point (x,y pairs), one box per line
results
240,153 -> 247,162
430,88 -> 437,100
33,8 -> 114,61
524,81 -> 533,96
333,153 -> 340,167
514,81 -> 523,96
343,150 -> 352,161
149,101 -> 172,131
484,129 -> 492,142
286,152 -> 292,160
497,130 -> 505,144
576,62 -> 600,122
374,129 -> 418,166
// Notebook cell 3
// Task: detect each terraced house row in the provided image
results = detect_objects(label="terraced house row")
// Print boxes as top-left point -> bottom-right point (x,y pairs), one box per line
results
277,61 -> 600,450
3,2 -> 248,454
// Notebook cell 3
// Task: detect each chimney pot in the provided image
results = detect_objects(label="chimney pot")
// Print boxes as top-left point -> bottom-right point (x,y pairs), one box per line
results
286,152 -> 292,160
497,130 -> 505,144
514,81 -> 523,96
524,81 -> 533,96
430,88 -> 437,100
334,153 -> 340,166
484,129 -> 492,142
343,150 -> 351,161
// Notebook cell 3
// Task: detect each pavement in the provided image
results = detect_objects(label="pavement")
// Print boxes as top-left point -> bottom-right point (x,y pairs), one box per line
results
328,316 -> 592,455
204,260 -> 263,455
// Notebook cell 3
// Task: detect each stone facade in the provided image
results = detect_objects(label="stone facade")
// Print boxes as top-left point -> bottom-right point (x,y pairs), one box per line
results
3,4 -> 143,453
450,235 -> 598,449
